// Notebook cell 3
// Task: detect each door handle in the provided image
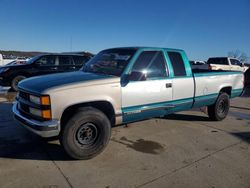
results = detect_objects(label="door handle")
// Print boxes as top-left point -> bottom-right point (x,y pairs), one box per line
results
165,83 -> 172,88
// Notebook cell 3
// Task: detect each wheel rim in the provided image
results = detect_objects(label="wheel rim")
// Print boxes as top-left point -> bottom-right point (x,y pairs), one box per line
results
76,123 -> 98,146
217,98 -> 228,116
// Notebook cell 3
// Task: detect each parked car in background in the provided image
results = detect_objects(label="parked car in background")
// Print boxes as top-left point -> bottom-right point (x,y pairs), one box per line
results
0,54 -> 91,91
189,60 -> 209,70
207,57 -> 248,72
13,47 -> 244,159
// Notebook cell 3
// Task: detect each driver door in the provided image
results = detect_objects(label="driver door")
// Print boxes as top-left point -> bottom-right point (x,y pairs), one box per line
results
121,50 -> 173,123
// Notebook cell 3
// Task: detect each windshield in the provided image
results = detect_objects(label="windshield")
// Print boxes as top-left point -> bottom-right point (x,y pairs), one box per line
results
82,49 -> 137,76
26,55 -> 43,64
207,58 -> 228,65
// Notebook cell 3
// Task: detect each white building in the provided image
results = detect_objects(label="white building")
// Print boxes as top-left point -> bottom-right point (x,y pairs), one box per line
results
0,54 -> 3,66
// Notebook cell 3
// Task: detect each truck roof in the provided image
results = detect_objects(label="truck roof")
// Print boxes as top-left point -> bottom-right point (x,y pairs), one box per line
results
104,47 -> 184,52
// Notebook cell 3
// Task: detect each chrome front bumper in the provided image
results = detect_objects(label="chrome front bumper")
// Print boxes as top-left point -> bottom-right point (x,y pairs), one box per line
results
12,102 -> 60,137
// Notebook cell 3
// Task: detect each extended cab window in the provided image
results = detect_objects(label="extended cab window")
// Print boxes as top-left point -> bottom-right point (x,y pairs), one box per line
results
130,51 -> 168,81
168,52 -> 186,76
36,56 -> 56,66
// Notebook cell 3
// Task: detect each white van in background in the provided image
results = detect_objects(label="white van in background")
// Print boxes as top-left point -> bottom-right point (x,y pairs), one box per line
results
0,55 -> 30,66
0,54 -> 3,66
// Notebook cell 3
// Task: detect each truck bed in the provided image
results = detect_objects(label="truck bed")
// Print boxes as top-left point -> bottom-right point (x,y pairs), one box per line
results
192,69 -> 244,108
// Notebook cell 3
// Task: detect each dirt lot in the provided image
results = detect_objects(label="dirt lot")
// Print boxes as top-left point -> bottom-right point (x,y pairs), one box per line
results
0,87 -> 250,188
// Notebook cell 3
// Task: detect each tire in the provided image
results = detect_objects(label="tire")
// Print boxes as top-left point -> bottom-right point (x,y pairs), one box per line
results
60,107 -> 111,160
208,92 -> 230,121
11,75 -> 26,91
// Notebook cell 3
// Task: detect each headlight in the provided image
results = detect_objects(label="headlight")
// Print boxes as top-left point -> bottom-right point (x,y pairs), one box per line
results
0,68 -> 9,73
29,107 -> 51,119
29,95 -> 40,104
29,107 -> 42,117
28,95 -> 51,119
29,95 -> 50,105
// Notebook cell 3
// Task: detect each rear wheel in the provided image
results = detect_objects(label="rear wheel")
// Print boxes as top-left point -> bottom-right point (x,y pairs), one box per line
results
208,92 -> 230,121
60,107 -> 111,160
11,75 -> 26,91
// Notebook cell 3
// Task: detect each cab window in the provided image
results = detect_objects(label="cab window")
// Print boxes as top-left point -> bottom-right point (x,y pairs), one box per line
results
130,51 -> 168,81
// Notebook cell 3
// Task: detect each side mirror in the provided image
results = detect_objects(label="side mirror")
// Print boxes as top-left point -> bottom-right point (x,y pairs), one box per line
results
129,71 -> 146,81
240,63 -> 244,67
121,71 -> 147,87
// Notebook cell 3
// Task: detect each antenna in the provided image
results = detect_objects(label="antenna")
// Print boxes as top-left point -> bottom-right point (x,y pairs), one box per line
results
70,37 -> 72,52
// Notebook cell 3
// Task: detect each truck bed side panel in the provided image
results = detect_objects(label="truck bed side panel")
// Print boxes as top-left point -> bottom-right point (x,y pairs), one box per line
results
193,72 -> 244,108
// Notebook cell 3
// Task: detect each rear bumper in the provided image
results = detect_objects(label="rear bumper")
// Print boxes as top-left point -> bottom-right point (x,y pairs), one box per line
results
12,102 -> 60,137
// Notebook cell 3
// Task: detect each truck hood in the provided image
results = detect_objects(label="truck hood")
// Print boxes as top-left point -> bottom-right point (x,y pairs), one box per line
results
18,71 -> 119,94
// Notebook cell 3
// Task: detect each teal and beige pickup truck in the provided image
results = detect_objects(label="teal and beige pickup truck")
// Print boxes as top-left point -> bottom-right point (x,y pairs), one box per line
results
13,47 -> 244,159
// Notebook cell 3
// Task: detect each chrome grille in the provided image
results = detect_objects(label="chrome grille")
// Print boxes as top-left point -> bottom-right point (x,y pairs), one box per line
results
19,91 -> 29,100
17,91 -> 30,116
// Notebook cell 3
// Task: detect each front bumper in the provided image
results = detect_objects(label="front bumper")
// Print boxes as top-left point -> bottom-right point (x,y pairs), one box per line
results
12,102 -> 60,137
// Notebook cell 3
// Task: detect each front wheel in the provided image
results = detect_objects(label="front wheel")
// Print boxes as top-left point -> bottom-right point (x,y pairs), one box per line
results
60,107 -> 111,160
208,92 -> 230,121
11,75 -> 26,91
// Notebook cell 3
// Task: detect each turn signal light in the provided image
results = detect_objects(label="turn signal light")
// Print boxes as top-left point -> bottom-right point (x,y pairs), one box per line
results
41,96 -> 50,105
42,110 -> 52,119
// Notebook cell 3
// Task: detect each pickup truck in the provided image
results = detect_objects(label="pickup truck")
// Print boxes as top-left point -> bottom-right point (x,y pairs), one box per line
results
13,47 -> 244,159
207,57 -> 248,72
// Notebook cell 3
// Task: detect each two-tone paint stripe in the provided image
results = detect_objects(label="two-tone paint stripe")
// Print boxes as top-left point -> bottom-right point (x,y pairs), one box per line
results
231,88 -> 244,98
121,88 -> 243,123
122,97 -> 193,115
194,71 -> 242,77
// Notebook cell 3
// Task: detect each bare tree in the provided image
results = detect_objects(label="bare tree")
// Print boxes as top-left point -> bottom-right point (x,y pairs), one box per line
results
228,50 -> 249,64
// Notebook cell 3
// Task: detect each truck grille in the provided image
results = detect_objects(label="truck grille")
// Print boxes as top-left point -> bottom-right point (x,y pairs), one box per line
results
19,91 -> 29,100
19,102 -> 29,113
17,91 -> 30,114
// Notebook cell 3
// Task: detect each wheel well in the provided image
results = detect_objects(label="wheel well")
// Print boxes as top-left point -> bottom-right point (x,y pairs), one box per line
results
60,101 -> 116,128
11,71 -> 30,80
220,87 -> 232,96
